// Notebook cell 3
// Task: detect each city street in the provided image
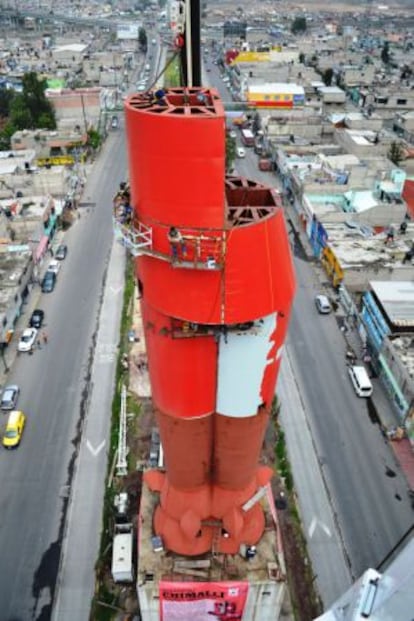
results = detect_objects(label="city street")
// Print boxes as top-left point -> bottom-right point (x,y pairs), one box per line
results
0,78 -> 412,619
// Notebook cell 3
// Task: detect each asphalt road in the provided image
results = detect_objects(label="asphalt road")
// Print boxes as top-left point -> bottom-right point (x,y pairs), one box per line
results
1,65 -> 412,619
287,254 -> 414,581
206,58 -> 414,603
0,130 -> 127,620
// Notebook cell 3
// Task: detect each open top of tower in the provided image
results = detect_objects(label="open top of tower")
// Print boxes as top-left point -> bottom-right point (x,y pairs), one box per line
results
127,87 -> 224,116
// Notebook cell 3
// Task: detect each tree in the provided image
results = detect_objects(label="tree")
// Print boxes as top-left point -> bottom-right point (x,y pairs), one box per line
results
8,94 -> 32,129
322,68 -> 334,86
0,122 -> 17,150
0,88 -> 13,118
388,141 -> 404,165
87,127 -> 102,150
291,16 -> 307,34
381,41 -> 390,64
226,134 -> 236,173
21,72 -> 55,128
0,71 -> 55,148
138,27 -> 147,52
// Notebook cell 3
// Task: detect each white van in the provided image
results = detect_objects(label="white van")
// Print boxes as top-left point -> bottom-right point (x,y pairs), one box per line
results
348,365 -> 373,397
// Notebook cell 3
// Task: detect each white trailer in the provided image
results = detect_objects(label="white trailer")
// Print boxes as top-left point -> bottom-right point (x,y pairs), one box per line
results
111,529 -> 134,583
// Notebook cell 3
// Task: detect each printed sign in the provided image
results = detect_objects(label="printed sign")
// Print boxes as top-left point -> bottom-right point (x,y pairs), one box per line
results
160,581 -> 249,621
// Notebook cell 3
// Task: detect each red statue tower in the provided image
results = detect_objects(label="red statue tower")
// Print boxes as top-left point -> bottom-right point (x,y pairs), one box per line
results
123,87 -> 295,556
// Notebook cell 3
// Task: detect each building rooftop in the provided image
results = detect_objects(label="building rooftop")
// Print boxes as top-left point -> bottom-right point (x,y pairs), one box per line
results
370,281 -> 414,327
248,83 -> 304,95
323,222 -> 414,269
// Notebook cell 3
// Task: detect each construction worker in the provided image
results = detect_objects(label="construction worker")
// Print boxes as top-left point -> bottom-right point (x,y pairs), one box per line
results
167,227 -> 186,260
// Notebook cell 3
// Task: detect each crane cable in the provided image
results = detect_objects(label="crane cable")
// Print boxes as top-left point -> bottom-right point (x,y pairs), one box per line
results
146,37 -> 183,93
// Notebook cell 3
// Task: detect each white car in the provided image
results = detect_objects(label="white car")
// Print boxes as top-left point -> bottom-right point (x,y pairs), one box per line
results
47,259 -> 60,275
18,327 -> 38,352
236,147 -> 246,158
315,294 -> 332,314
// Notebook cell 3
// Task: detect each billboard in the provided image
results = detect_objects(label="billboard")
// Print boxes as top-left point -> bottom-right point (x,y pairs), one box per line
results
160,581 -> 249,621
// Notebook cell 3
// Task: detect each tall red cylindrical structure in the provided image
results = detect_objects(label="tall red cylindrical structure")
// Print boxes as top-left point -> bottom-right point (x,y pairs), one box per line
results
125,87 -> 295,555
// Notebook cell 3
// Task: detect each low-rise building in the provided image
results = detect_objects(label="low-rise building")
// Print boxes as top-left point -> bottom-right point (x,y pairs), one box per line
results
245,83 -> 305,109
11,128 -> 88,166
0,249 -> 33,346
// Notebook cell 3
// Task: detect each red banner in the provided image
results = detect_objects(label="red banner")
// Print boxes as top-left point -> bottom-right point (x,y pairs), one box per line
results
159,581 -> 249,621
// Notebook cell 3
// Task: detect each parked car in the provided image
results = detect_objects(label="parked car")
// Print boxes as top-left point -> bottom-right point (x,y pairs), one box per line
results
41,271 -> 56,293
55,244 -> 67,260
47,259 -> 60,275
18,328 -> 38,352
2,410 -> 26,448
0,385 -> 20,410
29,309 -> 44,329
111,115 -> 119,129
315,294 -> 332,314
348,365 -> 373,398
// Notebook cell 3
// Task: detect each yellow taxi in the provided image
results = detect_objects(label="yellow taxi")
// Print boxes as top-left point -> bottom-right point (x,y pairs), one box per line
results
3,410 -> 26,448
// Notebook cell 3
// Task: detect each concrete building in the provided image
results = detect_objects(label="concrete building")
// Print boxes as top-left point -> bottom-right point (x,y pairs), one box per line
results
344,112 -> 383,133
52,43 -> 89,66
11,128 -> 88,164
334,128 -> 390,159
317,86 -> 346,105
46,87 -> 103,130
262,110 -> 323,142
245,83 -> 305,109
341,63 -> 375,88
0,248 -> 34,346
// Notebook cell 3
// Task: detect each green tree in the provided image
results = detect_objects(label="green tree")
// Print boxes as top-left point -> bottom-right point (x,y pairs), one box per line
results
388,141 -> 404,165
0,122 -> 17,150
138,27 -> 147,52
8,94 -> 32,129
7,72 -> 56,130
0,88 -> 14,118
87,127 -> 102,150
22,72 -> 55,128
226,134 -> 236,173
381,41 -> 390,64
322,68 -> 334,86
291,16 -> 307,34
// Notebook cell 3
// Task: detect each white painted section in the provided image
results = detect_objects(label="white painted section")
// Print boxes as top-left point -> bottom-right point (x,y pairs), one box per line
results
242,581 -> 286,621
217,313 -> 277,418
